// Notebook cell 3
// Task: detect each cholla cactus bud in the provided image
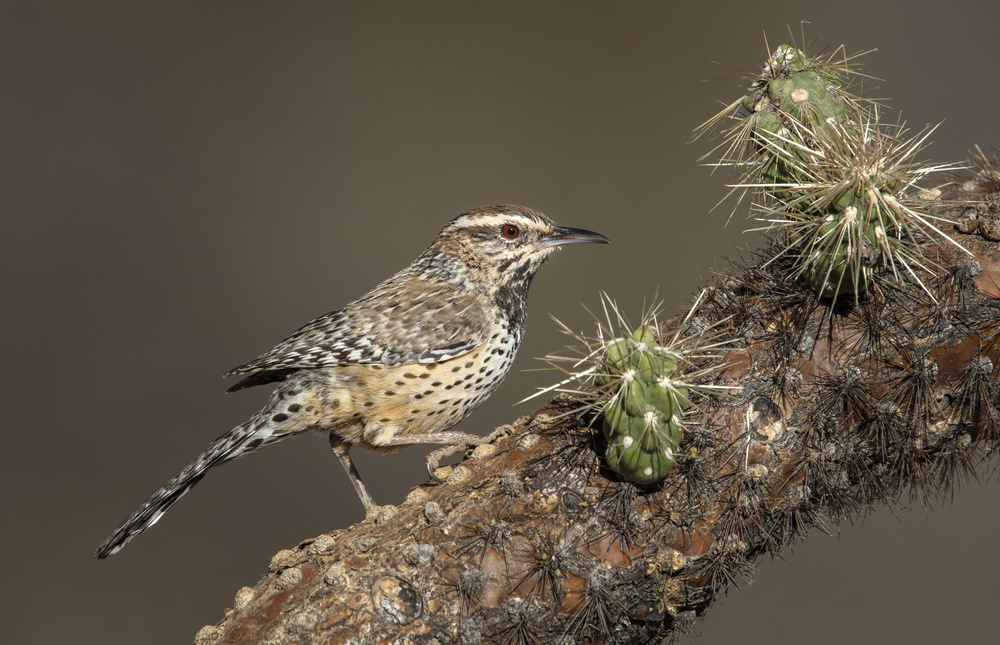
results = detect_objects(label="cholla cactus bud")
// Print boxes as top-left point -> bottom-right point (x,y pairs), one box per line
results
696,41 -> 968,303
599,327 -> 691,484
531,293 -> 731,486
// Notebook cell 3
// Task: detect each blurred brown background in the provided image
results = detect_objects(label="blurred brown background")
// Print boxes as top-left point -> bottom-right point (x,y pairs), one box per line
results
3,2 -> 998,643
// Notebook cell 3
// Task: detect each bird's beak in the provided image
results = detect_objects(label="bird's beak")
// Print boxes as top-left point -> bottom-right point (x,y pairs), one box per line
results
538,226 -> 611,249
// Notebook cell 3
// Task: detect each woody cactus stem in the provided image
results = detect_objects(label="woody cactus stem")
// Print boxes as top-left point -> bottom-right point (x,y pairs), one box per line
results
195,173 -> 1000,645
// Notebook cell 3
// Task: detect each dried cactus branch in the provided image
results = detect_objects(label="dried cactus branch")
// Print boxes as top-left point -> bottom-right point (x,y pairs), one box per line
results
194,175 -> 1000,645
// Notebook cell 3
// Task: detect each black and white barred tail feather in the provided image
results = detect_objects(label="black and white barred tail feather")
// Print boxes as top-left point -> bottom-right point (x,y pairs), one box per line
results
95,418 -> 262,559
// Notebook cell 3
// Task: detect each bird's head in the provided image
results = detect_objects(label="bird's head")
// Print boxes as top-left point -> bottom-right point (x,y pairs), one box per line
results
430,205 -> 609,287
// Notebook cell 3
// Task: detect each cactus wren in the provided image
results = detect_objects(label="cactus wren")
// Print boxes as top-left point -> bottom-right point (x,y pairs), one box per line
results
96,204 -> 608,558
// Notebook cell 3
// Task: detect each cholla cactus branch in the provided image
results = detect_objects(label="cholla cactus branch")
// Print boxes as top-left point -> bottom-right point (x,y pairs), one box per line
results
195,172 -> 1000,644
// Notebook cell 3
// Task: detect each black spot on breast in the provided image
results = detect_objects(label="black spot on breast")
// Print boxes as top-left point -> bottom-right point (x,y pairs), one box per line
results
385,390 -> 396,396
419,373 -> 430,379
287,404 -> 301,413
364,401 -> 374,407
395,380 -> 406,386
431,381 -> 442,386
424,364 -> 436,371
415,394 -> 423,399
464,361 -> 473,368
451,366 -> 461,373
272,413 -> 288,423
404,373 -> 417,379
379,417 -> 390,423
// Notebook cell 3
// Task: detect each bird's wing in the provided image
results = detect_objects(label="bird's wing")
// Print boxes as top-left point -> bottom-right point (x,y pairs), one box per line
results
224,275 -> 492,390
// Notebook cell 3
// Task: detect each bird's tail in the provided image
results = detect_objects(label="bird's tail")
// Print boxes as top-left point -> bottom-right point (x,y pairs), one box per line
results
95,415 -> 266,559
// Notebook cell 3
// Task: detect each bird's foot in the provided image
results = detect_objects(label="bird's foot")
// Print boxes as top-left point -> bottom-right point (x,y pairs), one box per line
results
424,425 -> 515,480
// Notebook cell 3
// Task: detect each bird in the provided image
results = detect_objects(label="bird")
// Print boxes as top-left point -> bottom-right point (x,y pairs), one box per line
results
96,204 -> 609,558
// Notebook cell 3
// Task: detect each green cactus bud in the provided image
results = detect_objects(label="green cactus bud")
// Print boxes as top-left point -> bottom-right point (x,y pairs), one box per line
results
596,339 -> 628,387
659,349 -> 678,373
602,398 -> 629,443
756,110 -> 785,135
645,382 -> 678,420
634,350 -> 656,385
639,412 -> 664,452
647,352 -> 679,387
598,323 -> 694,485
803,244 -> 871,299
622,379 -> 648,417
631,326 -> 656,347
603,414 -> 678,485
677,388 -> 691,412
604,339 -> 627,371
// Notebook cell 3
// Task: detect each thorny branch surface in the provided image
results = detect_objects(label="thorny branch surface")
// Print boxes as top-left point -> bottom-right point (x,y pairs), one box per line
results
195,179 -> 1000,645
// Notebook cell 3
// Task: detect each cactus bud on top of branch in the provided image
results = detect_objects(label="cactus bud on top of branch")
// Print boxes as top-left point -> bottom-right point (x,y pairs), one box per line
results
532,293 -> 731,487
599,326 -> 691,484
696,41 -> 969,302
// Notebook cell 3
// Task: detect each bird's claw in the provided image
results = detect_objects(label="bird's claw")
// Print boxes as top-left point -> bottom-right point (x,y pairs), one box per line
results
425,443 -> 464,481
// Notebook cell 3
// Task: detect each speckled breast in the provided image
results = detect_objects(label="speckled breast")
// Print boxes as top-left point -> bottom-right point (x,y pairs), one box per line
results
317,330 -> 520,449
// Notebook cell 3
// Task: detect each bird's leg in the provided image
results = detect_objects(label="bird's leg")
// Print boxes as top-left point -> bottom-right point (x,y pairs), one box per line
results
328,435 -> 379,518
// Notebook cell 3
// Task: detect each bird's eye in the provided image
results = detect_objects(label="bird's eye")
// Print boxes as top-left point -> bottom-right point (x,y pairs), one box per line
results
501,224 -> 520,239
